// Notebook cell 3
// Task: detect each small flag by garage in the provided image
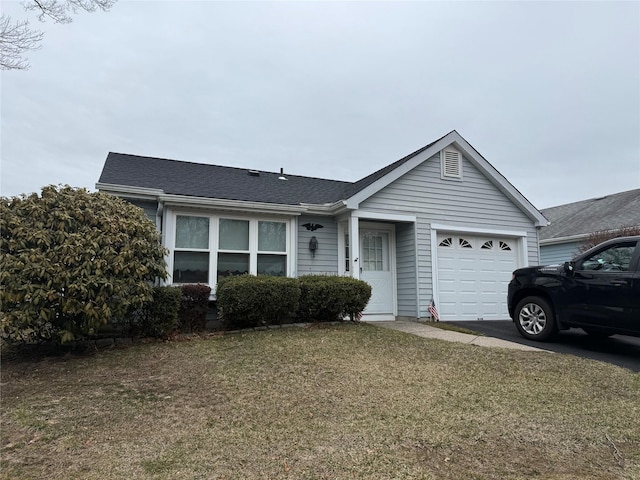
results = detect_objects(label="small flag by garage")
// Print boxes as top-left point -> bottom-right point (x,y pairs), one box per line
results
428,298 -> 439,322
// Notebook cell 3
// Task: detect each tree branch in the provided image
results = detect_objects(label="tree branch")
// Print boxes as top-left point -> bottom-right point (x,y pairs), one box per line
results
0,0 -> 116,70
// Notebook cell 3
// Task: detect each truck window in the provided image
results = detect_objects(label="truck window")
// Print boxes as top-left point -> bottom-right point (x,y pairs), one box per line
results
580,245 -> 635,272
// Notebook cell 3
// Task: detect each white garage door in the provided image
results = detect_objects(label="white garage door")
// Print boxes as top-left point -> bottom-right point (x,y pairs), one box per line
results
436,234 -> 518,321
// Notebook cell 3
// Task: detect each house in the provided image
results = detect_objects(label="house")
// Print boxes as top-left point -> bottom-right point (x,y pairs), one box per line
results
96,130 -> 547,322
539,189 -> 640,265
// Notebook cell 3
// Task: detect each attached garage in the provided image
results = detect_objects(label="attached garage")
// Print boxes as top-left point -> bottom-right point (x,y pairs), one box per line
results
436,233 -> 519,321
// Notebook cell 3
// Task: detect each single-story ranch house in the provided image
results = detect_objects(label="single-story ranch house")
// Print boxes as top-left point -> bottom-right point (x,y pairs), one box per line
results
97,130 -> 548,322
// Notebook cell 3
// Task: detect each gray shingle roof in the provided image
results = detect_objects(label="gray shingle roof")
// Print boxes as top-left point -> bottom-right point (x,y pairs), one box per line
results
99,153 -> 351,205
540,189 -> 640,240
98,133 -> 450,206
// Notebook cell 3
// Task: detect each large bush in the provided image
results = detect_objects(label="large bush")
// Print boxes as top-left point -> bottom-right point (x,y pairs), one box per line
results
0,185 -> 168,344
216,275 -> 301,329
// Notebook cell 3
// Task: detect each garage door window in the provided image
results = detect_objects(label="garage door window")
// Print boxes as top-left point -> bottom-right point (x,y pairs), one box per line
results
459,238 -> 472,249
439,237 -> 452,247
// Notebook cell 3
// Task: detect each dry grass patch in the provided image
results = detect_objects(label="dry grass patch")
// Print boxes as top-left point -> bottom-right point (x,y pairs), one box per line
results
2,323 -> 639,479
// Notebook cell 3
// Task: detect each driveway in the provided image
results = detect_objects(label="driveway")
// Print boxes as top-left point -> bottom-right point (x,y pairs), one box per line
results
446,320 -> 640,373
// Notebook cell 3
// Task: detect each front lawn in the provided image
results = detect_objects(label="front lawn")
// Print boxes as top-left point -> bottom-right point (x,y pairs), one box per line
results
2,323 -> 639,479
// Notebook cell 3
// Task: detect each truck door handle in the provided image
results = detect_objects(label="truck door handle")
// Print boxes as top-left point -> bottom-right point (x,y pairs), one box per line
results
610,279 -> 628,286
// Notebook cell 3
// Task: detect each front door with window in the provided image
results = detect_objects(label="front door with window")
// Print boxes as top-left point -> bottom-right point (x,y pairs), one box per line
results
360,227 -> 395,318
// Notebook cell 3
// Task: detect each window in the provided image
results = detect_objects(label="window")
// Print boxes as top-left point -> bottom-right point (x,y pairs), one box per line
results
344,233 -> 350,272
362,232 -> 387,271
580,244 -> 635,272
439,237 -> 452,247
481,241 -> 493,250
442,149 -> 462,179
171,213 -> 289,285
499,241 -> 512,251
218,218 -> 250,281
257,221 -> 286,276
459,238 -> 472,249
173,215 -> 210,283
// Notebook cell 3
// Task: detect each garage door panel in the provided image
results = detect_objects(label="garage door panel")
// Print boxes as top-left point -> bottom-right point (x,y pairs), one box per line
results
437,233 -> 518,321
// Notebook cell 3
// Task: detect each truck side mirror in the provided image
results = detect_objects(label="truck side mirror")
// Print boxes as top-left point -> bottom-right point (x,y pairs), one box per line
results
563,261 -> 574,275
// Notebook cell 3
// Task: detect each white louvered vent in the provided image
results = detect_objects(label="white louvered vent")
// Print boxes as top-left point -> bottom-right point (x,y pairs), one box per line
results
442,150 -> 462,178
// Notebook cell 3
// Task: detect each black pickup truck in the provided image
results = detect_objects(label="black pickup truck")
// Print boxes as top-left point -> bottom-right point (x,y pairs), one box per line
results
508,236 -> 640,341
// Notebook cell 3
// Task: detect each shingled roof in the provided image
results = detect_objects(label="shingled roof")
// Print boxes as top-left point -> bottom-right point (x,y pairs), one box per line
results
540,189 -> 640,241
98,133 -> 447,206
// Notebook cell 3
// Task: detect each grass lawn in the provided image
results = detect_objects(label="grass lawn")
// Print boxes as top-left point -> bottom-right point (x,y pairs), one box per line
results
2,323 -> 639,480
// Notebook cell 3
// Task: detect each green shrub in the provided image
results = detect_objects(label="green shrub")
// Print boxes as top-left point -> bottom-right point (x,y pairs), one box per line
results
216,275 -> 300,329
178,284 -> 212,332
298,275 -> 371,322
128,286 -> 182,338
0,186 -> 168,345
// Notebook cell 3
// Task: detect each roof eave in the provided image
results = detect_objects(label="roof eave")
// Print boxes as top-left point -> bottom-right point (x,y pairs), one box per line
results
540,233 -> 590,246
159,193 -> 308,215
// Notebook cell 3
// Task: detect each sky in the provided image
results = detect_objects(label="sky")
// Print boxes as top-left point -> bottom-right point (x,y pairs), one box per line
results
1,0 -> 639,210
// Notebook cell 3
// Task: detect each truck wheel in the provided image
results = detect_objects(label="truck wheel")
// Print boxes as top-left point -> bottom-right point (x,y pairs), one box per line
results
514,296 -> 556,341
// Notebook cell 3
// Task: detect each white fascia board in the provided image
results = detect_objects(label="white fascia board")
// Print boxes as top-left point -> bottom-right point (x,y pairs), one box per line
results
298,201 -> 344,216
445,132 -> 549,228
353,210 -> 417,223
343,130 -> 549,228
345,133 -> 456,209
540,233 -> 590,246
95,182 -> 165,199
159,193 -> 307,215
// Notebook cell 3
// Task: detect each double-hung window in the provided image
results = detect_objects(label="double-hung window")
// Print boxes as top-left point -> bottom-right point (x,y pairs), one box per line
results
171,213 -> 289,286
257,221 -> 287,276
217,218 -> 250,281
173,215 -> 210,283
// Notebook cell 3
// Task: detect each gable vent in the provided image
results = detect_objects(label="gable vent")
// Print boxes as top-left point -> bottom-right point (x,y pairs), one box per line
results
442,150 -> 462,178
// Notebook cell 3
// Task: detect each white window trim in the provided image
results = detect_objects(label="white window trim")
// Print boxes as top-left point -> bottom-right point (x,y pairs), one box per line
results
165,208 -> 294,290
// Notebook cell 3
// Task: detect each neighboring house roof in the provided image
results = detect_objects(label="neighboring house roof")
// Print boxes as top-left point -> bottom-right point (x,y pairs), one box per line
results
97,130 -> 547,226
539,188 -> 640,244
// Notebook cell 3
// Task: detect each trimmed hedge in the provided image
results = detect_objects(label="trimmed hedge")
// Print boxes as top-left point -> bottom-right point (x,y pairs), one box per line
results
298,275 -> 371,322
216,275 -> 371,329
216,275 -> 300,329
178,284 -> 212,332
127,286 -> 182,339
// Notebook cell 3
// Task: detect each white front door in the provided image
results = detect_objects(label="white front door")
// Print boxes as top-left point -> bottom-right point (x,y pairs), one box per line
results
360,227 -> 395,319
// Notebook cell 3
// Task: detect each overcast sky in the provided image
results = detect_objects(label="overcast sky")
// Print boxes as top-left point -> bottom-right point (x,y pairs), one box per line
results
1,0 -> 639,209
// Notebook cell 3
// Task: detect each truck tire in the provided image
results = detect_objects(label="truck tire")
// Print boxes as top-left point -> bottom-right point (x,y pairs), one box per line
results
514,296 -> 557,341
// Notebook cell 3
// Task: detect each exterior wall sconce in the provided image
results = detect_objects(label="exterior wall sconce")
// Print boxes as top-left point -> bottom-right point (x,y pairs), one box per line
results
302,223 -> 323,231
309,236 -> 318,257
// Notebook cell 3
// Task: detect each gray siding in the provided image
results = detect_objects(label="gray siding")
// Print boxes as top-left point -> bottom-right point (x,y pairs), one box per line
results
395,222 -> 417,317
540,242 -> 581,265
360,152 -> 540,318
297,215 -> 338,276
128,199 -> 158,226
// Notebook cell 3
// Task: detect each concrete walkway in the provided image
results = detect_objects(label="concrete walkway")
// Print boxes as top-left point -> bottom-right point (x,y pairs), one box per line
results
370,320 -> 549,352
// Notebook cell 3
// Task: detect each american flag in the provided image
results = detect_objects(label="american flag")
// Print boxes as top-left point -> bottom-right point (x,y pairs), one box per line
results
428,298 -> 439,322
